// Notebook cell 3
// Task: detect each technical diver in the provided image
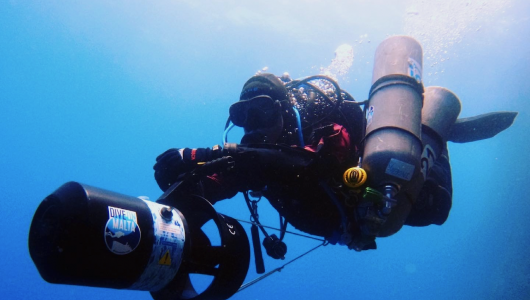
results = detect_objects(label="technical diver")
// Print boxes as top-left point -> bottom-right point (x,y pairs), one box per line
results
153,72 -> 457,251
28,36 -> 518,300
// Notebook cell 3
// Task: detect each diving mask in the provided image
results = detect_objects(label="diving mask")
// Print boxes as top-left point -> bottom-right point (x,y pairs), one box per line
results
229,95 -> 280,130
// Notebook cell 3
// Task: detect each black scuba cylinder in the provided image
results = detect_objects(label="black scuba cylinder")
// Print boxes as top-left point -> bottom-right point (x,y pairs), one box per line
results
362,36 -> 425,202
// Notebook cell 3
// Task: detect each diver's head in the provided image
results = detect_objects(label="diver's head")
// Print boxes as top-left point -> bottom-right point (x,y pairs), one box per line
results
285,75 -> 346,140
230,73 -> 289,144
229,74 -> 348,146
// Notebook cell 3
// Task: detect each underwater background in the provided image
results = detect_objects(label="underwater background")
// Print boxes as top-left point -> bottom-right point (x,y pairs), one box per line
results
1,1 -> 529,299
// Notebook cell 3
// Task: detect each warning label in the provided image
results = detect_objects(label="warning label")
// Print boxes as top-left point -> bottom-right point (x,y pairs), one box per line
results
159,250 -> 172,266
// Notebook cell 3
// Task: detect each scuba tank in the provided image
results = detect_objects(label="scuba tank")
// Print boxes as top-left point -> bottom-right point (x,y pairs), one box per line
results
357,36 -> 425,238
420,87 -> 461,179
403,87 -> 461,227
363,36 -> 425,206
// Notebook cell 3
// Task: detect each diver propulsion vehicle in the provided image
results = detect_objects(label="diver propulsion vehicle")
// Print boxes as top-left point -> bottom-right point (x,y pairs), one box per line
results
29,179 -> 251,300
28,36 -> 518,299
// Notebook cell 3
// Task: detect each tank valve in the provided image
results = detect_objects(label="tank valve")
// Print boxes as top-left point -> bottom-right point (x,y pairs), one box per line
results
382,185 -> 399,215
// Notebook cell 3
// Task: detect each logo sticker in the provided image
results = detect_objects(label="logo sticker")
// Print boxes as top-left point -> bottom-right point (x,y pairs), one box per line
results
366,106 -> 374,129
104,206 -> 141,255
408,57 -> 422,84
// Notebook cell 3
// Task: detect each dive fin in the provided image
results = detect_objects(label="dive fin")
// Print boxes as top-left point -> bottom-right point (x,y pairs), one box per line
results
447,111 -> 518,143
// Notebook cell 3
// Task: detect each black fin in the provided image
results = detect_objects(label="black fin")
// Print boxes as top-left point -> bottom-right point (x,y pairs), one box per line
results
447,111 -> 518,143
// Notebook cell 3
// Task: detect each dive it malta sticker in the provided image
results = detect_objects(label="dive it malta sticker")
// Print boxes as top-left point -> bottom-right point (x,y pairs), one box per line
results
104,206 -> 141,255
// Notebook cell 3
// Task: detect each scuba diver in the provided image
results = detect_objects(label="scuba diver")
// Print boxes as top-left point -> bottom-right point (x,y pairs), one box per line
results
28,36 -> 518,300
153,67 -> 517,252
153,72 -> 453,251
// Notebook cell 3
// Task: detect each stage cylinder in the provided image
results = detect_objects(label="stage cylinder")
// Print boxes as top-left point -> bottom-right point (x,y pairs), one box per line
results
363,36 -> 424,198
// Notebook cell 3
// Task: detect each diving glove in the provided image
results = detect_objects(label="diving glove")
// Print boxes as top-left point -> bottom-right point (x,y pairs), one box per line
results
153,146 -> 223,191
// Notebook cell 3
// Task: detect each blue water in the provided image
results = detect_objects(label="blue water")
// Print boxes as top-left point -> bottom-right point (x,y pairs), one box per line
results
1,1 -> 529,299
